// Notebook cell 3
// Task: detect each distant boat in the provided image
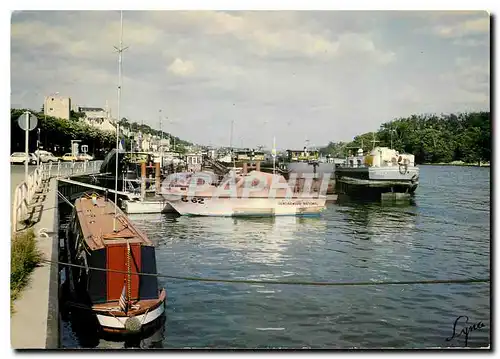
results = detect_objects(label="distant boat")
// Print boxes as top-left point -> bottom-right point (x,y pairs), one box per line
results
284,143 -> 336,195
334,146 -> 420,200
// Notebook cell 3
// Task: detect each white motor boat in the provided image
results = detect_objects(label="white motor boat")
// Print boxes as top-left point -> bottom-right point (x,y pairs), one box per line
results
162,170 -> 326,217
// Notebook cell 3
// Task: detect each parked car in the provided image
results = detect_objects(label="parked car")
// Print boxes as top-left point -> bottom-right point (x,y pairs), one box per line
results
34,150 -> 60,163
10,152 -> 37,165
77,153 -> 94,161
61,153 -> 78,162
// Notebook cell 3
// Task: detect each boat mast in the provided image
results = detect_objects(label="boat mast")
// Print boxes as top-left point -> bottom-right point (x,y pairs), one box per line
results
272,136 -> 276,175
159,109 -> 163,165
371,133 -> 379,150
139,117 -> 143,152
230,119 -> 236,170
113,10 -> 128,232
390,124 -> 393,149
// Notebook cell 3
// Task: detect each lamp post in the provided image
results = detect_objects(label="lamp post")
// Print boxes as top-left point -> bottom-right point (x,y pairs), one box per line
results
36,128 -> 41,168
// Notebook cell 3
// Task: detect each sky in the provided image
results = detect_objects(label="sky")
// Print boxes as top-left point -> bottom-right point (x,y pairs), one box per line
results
10,10 -> 490,149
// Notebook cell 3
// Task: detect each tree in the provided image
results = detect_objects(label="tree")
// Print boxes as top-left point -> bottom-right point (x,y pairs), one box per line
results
11,107 -> 194,156
119,117 -> 130,129
70,110 -> 86,121
320,111 -> 491,164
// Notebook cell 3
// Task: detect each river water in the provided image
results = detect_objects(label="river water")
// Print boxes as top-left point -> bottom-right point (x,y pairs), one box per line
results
61,165 -> 491,349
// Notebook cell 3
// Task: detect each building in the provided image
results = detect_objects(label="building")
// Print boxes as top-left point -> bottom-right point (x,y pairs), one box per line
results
159,138 -> 171,152
78,106 -> 116,132
186,152 -> 203,172
44,95 -> 71,120
141,133 -> 154,152
78,106 -> 107,121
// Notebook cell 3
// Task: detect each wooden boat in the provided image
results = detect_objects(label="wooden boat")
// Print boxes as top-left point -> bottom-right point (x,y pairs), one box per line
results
65,192 -> 166,335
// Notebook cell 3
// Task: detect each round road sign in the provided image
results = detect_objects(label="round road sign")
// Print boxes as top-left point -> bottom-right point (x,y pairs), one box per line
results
18,113 -> 38,131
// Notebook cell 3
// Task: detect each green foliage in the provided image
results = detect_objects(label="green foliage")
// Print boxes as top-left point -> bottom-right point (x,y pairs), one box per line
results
11,229 -> 41,312
119,117 -> 130,128
11,108 -> 192,156
11,108 -> 116,156
70,110 -> 86,120
124,120 -> 191,147
321,112 -> 491,164
175,142 -> 187,155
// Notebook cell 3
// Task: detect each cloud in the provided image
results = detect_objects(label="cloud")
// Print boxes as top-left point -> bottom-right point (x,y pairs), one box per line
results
151,11 -> 393,63
10,11 -> 490,148
335,32 -> 396,64
167,58 -> 195,76
11,12 -> 164,60
437,56 -> 489,106
452,37 -> 489,47
431,15 -> 490,39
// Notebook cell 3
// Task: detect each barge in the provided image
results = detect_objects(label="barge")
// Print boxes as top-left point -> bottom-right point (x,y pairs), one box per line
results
334,146 -> 419,200
65,193 -> 166,335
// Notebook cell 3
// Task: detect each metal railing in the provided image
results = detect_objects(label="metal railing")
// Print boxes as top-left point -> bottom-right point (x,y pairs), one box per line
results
11,160 -> 103,234
39,160 -> 103,180
12,166 -> 44,235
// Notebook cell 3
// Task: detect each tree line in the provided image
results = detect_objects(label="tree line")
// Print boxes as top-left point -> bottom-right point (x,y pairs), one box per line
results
10,108 -> 192,158
321,111 -> 491,164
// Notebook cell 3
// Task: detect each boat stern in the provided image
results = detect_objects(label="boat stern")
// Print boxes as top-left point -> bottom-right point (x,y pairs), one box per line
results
94,288 -> 167,335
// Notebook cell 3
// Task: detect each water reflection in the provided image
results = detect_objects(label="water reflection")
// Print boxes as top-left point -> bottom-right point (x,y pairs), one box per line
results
101,316 -> 166,349
329,201 -> 421,281
60,166 -> 490,349
61,311 -> 166,349
129,213 -> 328,267
336,201 -> 418,242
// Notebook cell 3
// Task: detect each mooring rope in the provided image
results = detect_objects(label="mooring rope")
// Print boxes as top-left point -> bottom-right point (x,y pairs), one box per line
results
126,240 -> 131,306
46,259 -> 489,287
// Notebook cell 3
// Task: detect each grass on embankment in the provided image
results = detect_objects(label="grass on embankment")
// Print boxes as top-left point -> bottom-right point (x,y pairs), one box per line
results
11,229 -> 41,314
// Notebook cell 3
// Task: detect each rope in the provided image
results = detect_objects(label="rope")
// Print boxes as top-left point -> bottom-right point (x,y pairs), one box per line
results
47,259 -> 489,287
126,240 -> 131,306
57,191 -> 75,208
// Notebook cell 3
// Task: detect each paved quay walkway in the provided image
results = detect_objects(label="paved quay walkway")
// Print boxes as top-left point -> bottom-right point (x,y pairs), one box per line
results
11,169 -> 59,349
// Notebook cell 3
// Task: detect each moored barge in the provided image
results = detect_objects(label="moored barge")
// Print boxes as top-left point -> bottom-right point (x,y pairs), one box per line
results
65,193 -> 166,335
334,146 -> 419,200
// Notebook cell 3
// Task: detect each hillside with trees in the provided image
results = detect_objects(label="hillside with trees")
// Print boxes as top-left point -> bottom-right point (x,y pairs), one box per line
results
10,108 -> 192,158
321,112 -> 491,165
118,117 -> 191,153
